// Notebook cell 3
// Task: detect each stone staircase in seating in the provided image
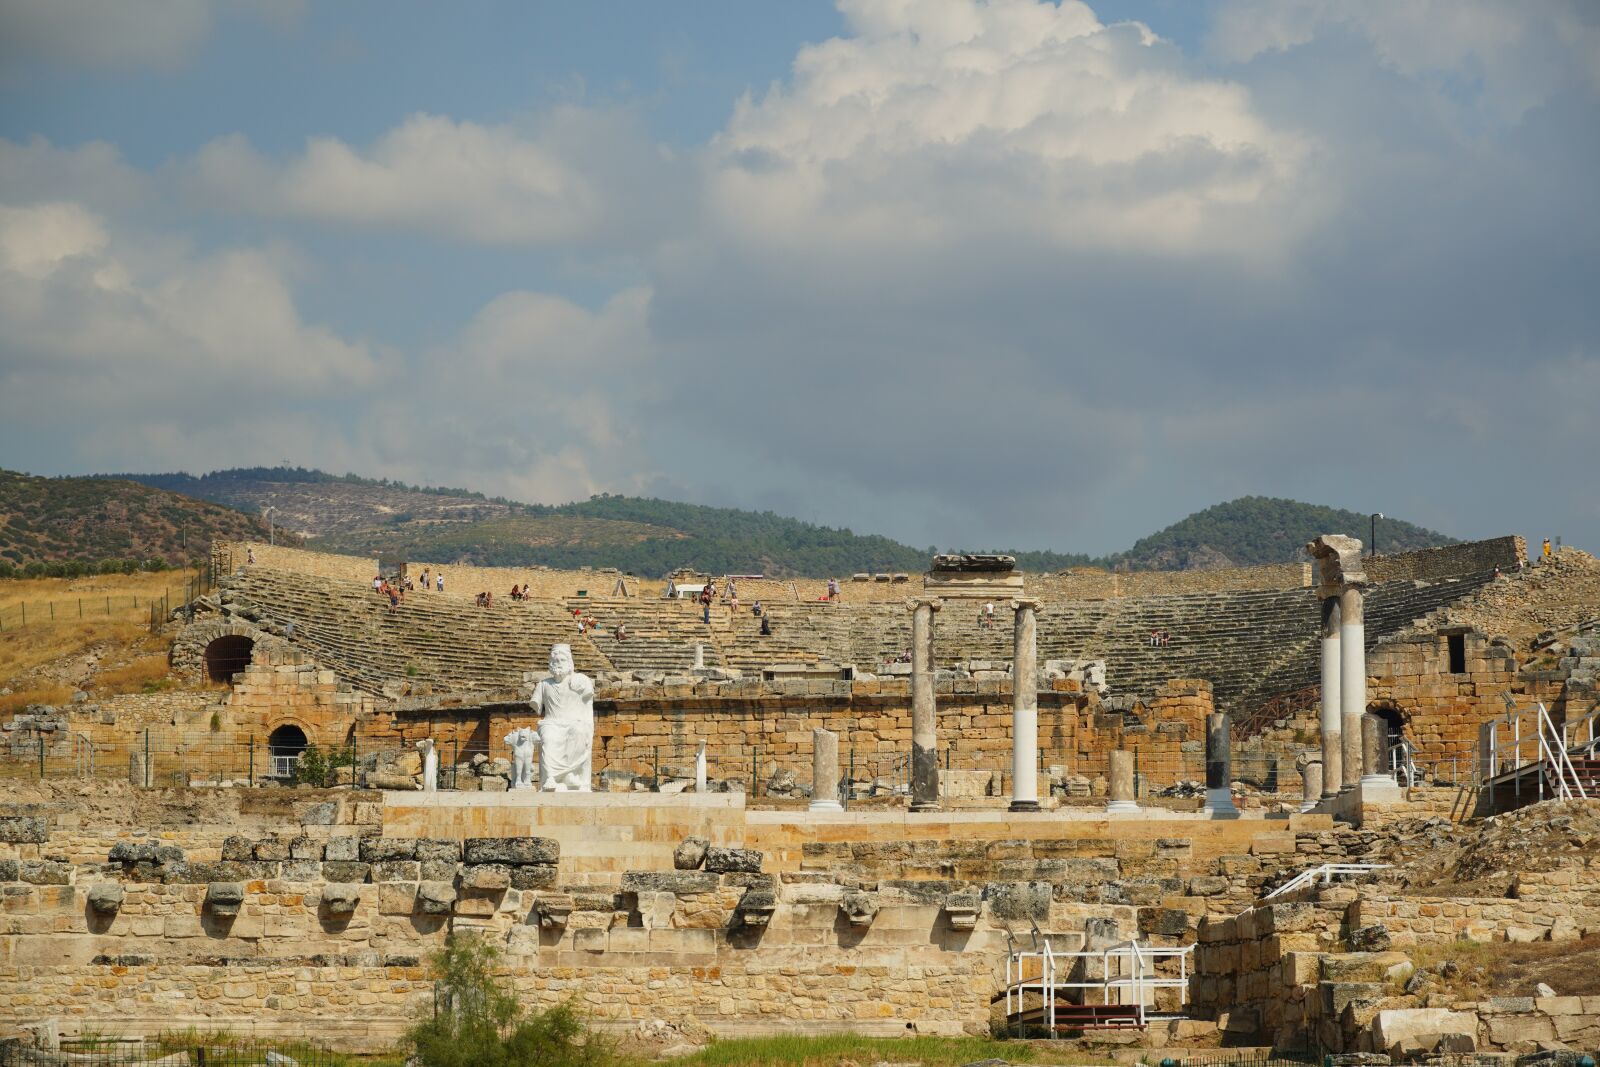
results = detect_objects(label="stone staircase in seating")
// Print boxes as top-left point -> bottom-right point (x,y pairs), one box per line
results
224,568 -> 613,694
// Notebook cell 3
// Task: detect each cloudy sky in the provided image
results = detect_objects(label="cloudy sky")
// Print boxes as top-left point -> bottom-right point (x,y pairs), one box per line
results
1,0 -> 1596,555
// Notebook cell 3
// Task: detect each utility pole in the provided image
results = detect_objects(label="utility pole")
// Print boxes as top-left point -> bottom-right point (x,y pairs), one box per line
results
263,506 -> 276,547
1370,513 -> 1383,558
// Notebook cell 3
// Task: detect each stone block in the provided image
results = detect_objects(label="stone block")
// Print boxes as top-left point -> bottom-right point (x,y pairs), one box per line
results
205,882 -> 245,918
300,801 -> 338,826
417,881 -> 456,915
620,871 -> 720,896
573,928 -> 606,952
420,859 -> 458,882
372,860 -> 421,882
253,839 -> 288,861
0,815 -> 48,843
377,883 -> 417,915
461,864 -> 512,891
323,835 -> 362,862
86,883 -> 124,913
986,881 -> 1051,921
321,861 -> 370,883
20,860 -> 71,885
288,836 -> 323,860
281,859 -> 321,881
704,847 -> 763,874
1372,1009 -> 1479,1053
359,838 -> 417,862
414,838 -> 462,862
321,883 -> 361,914
510,865 -> 557,890
674,836 -> 709,870
462,837 -> 559,865
220,835 -> 256,861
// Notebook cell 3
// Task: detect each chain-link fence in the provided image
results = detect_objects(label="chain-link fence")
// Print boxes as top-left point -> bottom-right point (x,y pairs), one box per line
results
2,1037 -> 358,1066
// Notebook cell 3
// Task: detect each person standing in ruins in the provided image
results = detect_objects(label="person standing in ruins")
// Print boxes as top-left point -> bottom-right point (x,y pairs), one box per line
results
1543,538 -> 1552,558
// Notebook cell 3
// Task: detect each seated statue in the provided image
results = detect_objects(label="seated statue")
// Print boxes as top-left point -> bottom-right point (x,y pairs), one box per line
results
531,644 -> 594,792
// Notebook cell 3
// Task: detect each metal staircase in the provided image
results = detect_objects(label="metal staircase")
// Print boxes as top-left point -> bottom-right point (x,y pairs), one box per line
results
1479,699 -> 1599,811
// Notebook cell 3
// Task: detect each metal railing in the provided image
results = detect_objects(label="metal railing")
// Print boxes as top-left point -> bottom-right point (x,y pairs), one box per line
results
1484,700 -> 1589,801
1002,937 -> 1193,1035
1262,862 -> 1390,900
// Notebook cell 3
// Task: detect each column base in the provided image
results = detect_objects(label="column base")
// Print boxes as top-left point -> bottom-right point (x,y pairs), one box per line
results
1202,787 -> 1239,817
1008,800 -> 1041,813
1360,775 -> 1394,789
909,802 -> 942,813
1105,800 -> 1140,814
1298,800 -> 1319,813
808,800 -> 843,813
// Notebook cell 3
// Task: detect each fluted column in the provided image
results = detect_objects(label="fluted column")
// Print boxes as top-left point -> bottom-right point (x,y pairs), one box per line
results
1339,586 -> 1366,791
1009,598 -> 1041,812
1106,750 -> 1139,814
1360,713 -> 1391,788
1319,597 -> 1343,798
910,597 -> 942,812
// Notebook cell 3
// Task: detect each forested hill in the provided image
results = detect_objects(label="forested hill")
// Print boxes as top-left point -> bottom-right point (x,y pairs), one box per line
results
102,468 -> 1457,577
0,469 -> 277,574
1111,497 -> 1455,569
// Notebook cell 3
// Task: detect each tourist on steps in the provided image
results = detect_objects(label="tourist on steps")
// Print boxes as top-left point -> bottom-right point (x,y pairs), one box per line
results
436,573 -> 445,592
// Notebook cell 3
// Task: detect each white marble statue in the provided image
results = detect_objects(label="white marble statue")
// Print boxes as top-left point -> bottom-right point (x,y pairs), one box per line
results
530,644 -> 595,792
416,738 -> 439,792
504,727 -> 538,790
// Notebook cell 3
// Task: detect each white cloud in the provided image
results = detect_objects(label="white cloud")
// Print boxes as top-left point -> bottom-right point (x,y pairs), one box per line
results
190,108 -> 683,248
706,0 -> 1309,257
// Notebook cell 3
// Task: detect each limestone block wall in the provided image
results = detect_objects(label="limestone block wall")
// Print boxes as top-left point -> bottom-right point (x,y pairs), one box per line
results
1191,898 -> 1348,1044
1365,537 -> 1525,584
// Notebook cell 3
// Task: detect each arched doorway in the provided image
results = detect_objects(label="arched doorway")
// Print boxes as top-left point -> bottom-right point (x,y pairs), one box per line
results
1368,703 -> 1410,782
203,635 -> 254,682
268,724 -> 308,780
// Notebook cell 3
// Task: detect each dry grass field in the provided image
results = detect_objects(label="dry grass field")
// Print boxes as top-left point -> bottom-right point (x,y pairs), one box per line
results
0,572 -> 191,713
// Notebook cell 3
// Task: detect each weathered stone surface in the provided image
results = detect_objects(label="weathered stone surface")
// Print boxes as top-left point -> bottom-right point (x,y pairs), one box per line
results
736,884 -> 777,925
463,837 -> 559,865
420,859 -> 458,882
321,883 -> 361,914
321,861 -> 370,883
288,836 -> 323,860
253,838 -> 288,861
359,838 -> 416,862
86,883 -> 124,913
841,889 -> 879,926
413,838 -> 461,862
372,860 -> 421,882
621,870 -> 720,896
417,880 -> 456,914
323,835 -> 361,862
282,859 -> 321,881
0,858 -> 18,881
21,860 -> 71,885
705,847 -> 763,874
674,836 -> 709,870
1348,923 -> 1393,951
300,801 -> 338,826
1372,1009 -> 1478,1054
205,882 -> 245,917
220,835 -> 256,861
461,864 -> 512,891
985,881 -> 1051,921
0,814 -> 48,843
510,864 -> 557,890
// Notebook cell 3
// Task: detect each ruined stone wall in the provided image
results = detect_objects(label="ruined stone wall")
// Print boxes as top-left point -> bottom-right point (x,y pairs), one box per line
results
1365,536 -> 1525,584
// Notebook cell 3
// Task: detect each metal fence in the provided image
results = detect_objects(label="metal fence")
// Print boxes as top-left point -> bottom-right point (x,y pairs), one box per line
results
0,564 -> 217,632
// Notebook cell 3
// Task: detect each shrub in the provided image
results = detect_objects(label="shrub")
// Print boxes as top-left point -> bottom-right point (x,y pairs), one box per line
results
294,742 -> 328,787
406,934 -> 615,1067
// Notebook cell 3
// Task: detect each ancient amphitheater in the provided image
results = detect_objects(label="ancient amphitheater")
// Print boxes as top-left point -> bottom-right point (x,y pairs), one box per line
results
2,533 -> 1597,1062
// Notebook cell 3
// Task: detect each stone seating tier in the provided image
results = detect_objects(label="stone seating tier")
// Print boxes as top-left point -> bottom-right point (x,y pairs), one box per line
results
223,565 -> 1496,709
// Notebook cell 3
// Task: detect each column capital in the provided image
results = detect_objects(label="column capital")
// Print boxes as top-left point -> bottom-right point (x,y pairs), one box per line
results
907,597 -> 944,612
1009,597 -> 1041,613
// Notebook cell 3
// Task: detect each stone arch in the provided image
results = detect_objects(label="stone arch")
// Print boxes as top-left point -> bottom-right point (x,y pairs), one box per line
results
170,618 -> 290,685
267,722 -> 309,779
203,634 -> 255,682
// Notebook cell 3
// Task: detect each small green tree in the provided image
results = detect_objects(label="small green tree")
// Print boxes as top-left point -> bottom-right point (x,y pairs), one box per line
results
294,742 -> 327,786
407,935 -> 612,1067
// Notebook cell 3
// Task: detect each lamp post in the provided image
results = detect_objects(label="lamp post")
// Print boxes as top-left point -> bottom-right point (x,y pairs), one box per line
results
263,506 -> 276,547
1370,513 -> 1383,558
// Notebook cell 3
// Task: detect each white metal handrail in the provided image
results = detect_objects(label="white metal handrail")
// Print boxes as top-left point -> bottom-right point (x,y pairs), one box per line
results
1263,862 -> 1390,900
1537,702 -> 1588,801
1388,739 -> 1418,787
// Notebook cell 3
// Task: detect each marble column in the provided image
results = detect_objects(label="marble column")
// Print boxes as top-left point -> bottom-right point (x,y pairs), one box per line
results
1009,598 -> 1042,812
810,727 -> 843,812
910,597 -> 942,812
695,741 -> 707,793
1203,712 -> 1239,816
1360,714 -> 1391,787
1339,586 -> 1366,791
1300,760 -> 1322,813
1319,597 -> 1343,797
1106,750 -> 1139,813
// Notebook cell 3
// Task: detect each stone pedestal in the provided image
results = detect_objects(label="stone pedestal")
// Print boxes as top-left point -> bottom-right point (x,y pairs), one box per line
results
909,598 -> 942,812
1009,598 -> 1041,812
1202,712 -> 1238,817
1106,750 -> 1139,814
1360,713 -> 1392,788
1339,586 -> 1366,792
1300,759 -> 1322,813
1319,597 -> 1343,797
809,728 -> 843,813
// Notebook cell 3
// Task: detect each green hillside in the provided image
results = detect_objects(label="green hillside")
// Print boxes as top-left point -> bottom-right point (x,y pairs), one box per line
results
0,469 -> 279,576
1112,496 -> 1455,569
104,468 -> 1458,577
